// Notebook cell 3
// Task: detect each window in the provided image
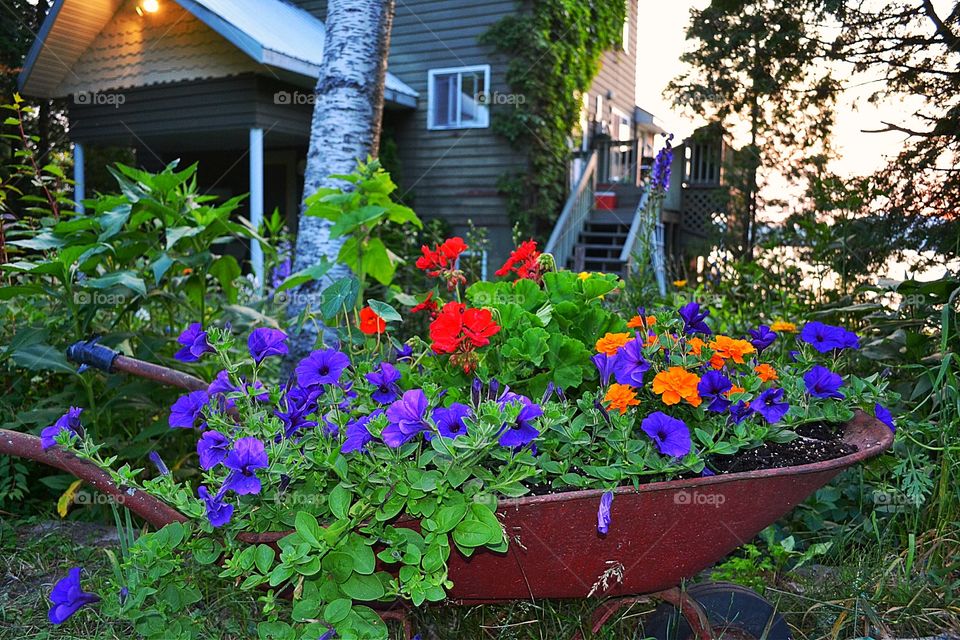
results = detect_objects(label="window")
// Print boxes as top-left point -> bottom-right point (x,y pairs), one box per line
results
621,1 -> 631,52
427,65 -> 490,130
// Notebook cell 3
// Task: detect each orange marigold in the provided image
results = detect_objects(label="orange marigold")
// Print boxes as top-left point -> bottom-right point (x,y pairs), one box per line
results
754,364 -> 778,382
770,320 -> 797,333
604,383 -> 640,415
652,367 -> 702,407
627,315 -> 657,329
725,384 -> 746,397
688,337 -> 705,356
709,335 -> 756,364
596,332 -> 631,356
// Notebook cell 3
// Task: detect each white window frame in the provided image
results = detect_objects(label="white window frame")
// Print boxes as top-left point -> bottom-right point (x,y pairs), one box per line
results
621,0 -> 631,52
427,64 -> 491,130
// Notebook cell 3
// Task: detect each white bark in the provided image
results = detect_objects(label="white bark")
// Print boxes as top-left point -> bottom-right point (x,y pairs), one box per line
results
288,0 -> 396,359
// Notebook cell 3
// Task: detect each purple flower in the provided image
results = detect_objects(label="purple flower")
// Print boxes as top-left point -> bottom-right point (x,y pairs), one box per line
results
318,628 -> 337,640
875,403 -> 895,432
650,133 -> 674,192
174,323 -> 214,362
597,491 -> 613,535
198,485 -> 233,528
804,365 -> 845,399
697,371 -> 732,413
275,386 -> 320,439
48,567 -> 100,624
198,430 -> 230,469
245,379 -> 271,403
728,400 -> 753,425
248,328 -> 288,364
365,362 -> 402,404
40,407 -> 83,450
799,322 -> 860,353
383,389 -> 430,447
396,343 -> 414,362
296,349 -> 350,388
168,390 -> 209,429
148,451 -> 169,476
701,467 -> 716,477
342,413 -> 379,453
754,388 -> 790,423
432,403 -> 471,439
612,335 -> 650,386
747,325 -> 777,354
678,301 -> 711,335
641,412 -> 692,458
208,370 -> 237,396
498,396 -> 542,448
270,258 -> 291,291
592,352 -> 618,387
222,437 -> 268,495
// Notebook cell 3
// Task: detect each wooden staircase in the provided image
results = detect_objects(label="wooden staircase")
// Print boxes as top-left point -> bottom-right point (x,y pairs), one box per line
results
567,184 -> 644,273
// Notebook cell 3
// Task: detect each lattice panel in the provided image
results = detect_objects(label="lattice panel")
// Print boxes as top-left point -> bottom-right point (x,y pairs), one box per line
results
680,188 -> 724,239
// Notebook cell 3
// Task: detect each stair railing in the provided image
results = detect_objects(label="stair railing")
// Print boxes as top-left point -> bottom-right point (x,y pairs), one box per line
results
546,150 -> 597,269
620,187 -> 667,295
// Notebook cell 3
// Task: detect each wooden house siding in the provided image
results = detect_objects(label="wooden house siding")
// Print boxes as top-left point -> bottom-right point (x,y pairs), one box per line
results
57,0 -> 261,97
585,0 -> 639,139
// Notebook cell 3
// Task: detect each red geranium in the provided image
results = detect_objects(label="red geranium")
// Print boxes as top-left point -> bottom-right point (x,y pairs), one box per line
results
416,237 -> 469,290
410,291 -> 439,317
358,306 -> 386,335
429,301 -> 500,371
496,240 -> 543,282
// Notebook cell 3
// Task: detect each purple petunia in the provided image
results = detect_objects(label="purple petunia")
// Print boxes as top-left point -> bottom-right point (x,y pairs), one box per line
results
197,430 -> 231,470
395,343 -> 414,362
641,412 -> 692,458
875,403 -> 895,432
804,365 -> 845,399
341,412 -> 379,453
697,371 -> 733,413
728,400 -> 754,425
248,328 -> 288,364
198,485 -> 233,528
168,390 -> 209,429
678,301 -> 712,335
754,388 -> 790,423
148,451 -> 170,476
597,491 -> 613,535
270,258 -> 291,291
221,437 -> 269,495
612,335 -> 650,386
365,362 -> 402,404
275,385 -> 320,439
799,322 -> 860,353
592,352 -> 618,387
383,389 -> 431,447
296,349 -> 350,388
48,567 -> 100,624
498,396 -> 542,448
747,325 -> 777,354
40,407 -> 84,450
432,403 -> 471,439
174,323 -> 215,362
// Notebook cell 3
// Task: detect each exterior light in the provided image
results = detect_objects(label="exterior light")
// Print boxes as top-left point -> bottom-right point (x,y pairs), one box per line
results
141,0 -> 159,13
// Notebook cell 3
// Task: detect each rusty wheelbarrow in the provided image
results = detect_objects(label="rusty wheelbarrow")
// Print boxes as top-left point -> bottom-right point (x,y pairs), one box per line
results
0,340 -> 895,640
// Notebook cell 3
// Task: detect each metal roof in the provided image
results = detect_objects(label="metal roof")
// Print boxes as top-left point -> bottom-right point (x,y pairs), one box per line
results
19,0 -> 417,105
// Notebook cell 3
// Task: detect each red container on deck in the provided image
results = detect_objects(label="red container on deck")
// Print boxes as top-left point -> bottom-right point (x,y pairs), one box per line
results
594,191 -> 617,210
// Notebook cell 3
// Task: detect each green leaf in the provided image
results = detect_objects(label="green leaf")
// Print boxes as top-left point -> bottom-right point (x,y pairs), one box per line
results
85,271 -> 147,296
433,503 -> 468,534
320,276 -> 360,319
328,483 -> 352,520
276,260 -> 332,293
11,343 -> 75,374
294,512 -> 322,548
165,226 -> 202,250
254,544 -> 275,574
210,255 -> 241,304
340,572 -> 386,601
321,551 -> 354,583
452,519 -> 498,549
151,254 -> 175,285
366,299 -> 402,323
325,598 -> 352,624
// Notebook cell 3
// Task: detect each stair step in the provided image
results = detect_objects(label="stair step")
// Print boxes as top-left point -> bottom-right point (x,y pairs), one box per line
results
580,232 -> 627,245
590,210 -> 636,225
584,223 -> 630,235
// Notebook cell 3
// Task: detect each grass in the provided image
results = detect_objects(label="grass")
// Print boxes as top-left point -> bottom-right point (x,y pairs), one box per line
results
2,518 -> 958,640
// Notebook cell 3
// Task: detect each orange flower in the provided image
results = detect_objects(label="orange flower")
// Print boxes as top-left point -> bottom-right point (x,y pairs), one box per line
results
673,279 -> 687,287
725,384 -> 746,398
770,320 -> 797,333
652,367 -> 702,407
708,335 -> 756,364
627,315 -> 657,329
754,364 -> 778,382
604,383 -> 640,414
359,306 -> 386,335
709,354 -> 726,370
688,337 -> 705,356
596,332 -> 631,355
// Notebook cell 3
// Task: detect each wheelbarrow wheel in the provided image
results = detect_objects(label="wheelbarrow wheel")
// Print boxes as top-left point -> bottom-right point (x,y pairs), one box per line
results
644,581 -> 791,640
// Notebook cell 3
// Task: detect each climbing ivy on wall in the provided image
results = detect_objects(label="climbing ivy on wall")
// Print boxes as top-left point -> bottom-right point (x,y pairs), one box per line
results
482,0 -> 627,239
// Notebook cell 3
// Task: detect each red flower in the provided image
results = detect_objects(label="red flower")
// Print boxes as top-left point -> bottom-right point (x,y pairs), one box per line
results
439,237 -> 468,261
496,240 -> 543,282
359,307 -> 386,335
416,237 -> 468,277
411,291 -> 439,316
429,301 -> 500,356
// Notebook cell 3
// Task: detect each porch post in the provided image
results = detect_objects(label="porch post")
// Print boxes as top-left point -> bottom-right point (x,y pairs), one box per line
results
249,127 -> 264,290
73,142 -> 85,213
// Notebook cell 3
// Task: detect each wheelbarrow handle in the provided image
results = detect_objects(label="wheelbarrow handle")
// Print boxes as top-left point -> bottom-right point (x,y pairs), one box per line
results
67,339 -> 208,392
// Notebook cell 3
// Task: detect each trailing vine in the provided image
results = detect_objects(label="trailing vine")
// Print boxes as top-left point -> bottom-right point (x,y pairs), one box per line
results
481,1 -> 627,239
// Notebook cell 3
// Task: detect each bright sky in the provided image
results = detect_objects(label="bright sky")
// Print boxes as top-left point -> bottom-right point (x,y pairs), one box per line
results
634,1 -> 923,180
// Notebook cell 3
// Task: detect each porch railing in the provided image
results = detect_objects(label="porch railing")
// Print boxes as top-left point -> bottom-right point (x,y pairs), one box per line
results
620,189 -> 666,295
545,150 -> 597,269
595,138 -> 639,185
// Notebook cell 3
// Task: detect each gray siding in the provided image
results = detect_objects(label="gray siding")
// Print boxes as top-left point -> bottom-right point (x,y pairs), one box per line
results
586,1 -> 639,139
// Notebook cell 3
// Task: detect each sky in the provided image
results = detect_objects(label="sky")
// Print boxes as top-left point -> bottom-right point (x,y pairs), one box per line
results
633,1 -> 921,180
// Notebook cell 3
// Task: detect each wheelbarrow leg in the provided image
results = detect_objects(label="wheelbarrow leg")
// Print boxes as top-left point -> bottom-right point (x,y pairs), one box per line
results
568,588 -> 714,640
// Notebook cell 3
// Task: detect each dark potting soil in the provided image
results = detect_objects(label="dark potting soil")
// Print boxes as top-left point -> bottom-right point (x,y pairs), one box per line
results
706,422 -> 856,475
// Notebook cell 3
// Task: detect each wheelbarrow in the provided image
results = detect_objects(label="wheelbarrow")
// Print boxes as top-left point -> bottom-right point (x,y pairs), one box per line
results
0,340 -> 895,640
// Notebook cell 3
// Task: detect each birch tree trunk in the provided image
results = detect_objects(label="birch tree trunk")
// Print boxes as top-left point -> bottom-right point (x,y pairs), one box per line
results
287,0 -> 396,360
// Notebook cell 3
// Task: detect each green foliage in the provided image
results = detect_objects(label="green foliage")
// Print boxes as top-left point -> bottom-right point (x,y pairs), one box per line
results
481,2 -> 626,238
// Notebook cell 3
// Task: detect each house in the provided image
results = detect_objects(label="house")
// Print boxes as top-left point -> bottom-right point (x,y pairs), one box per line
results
18,0 -> 664,280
